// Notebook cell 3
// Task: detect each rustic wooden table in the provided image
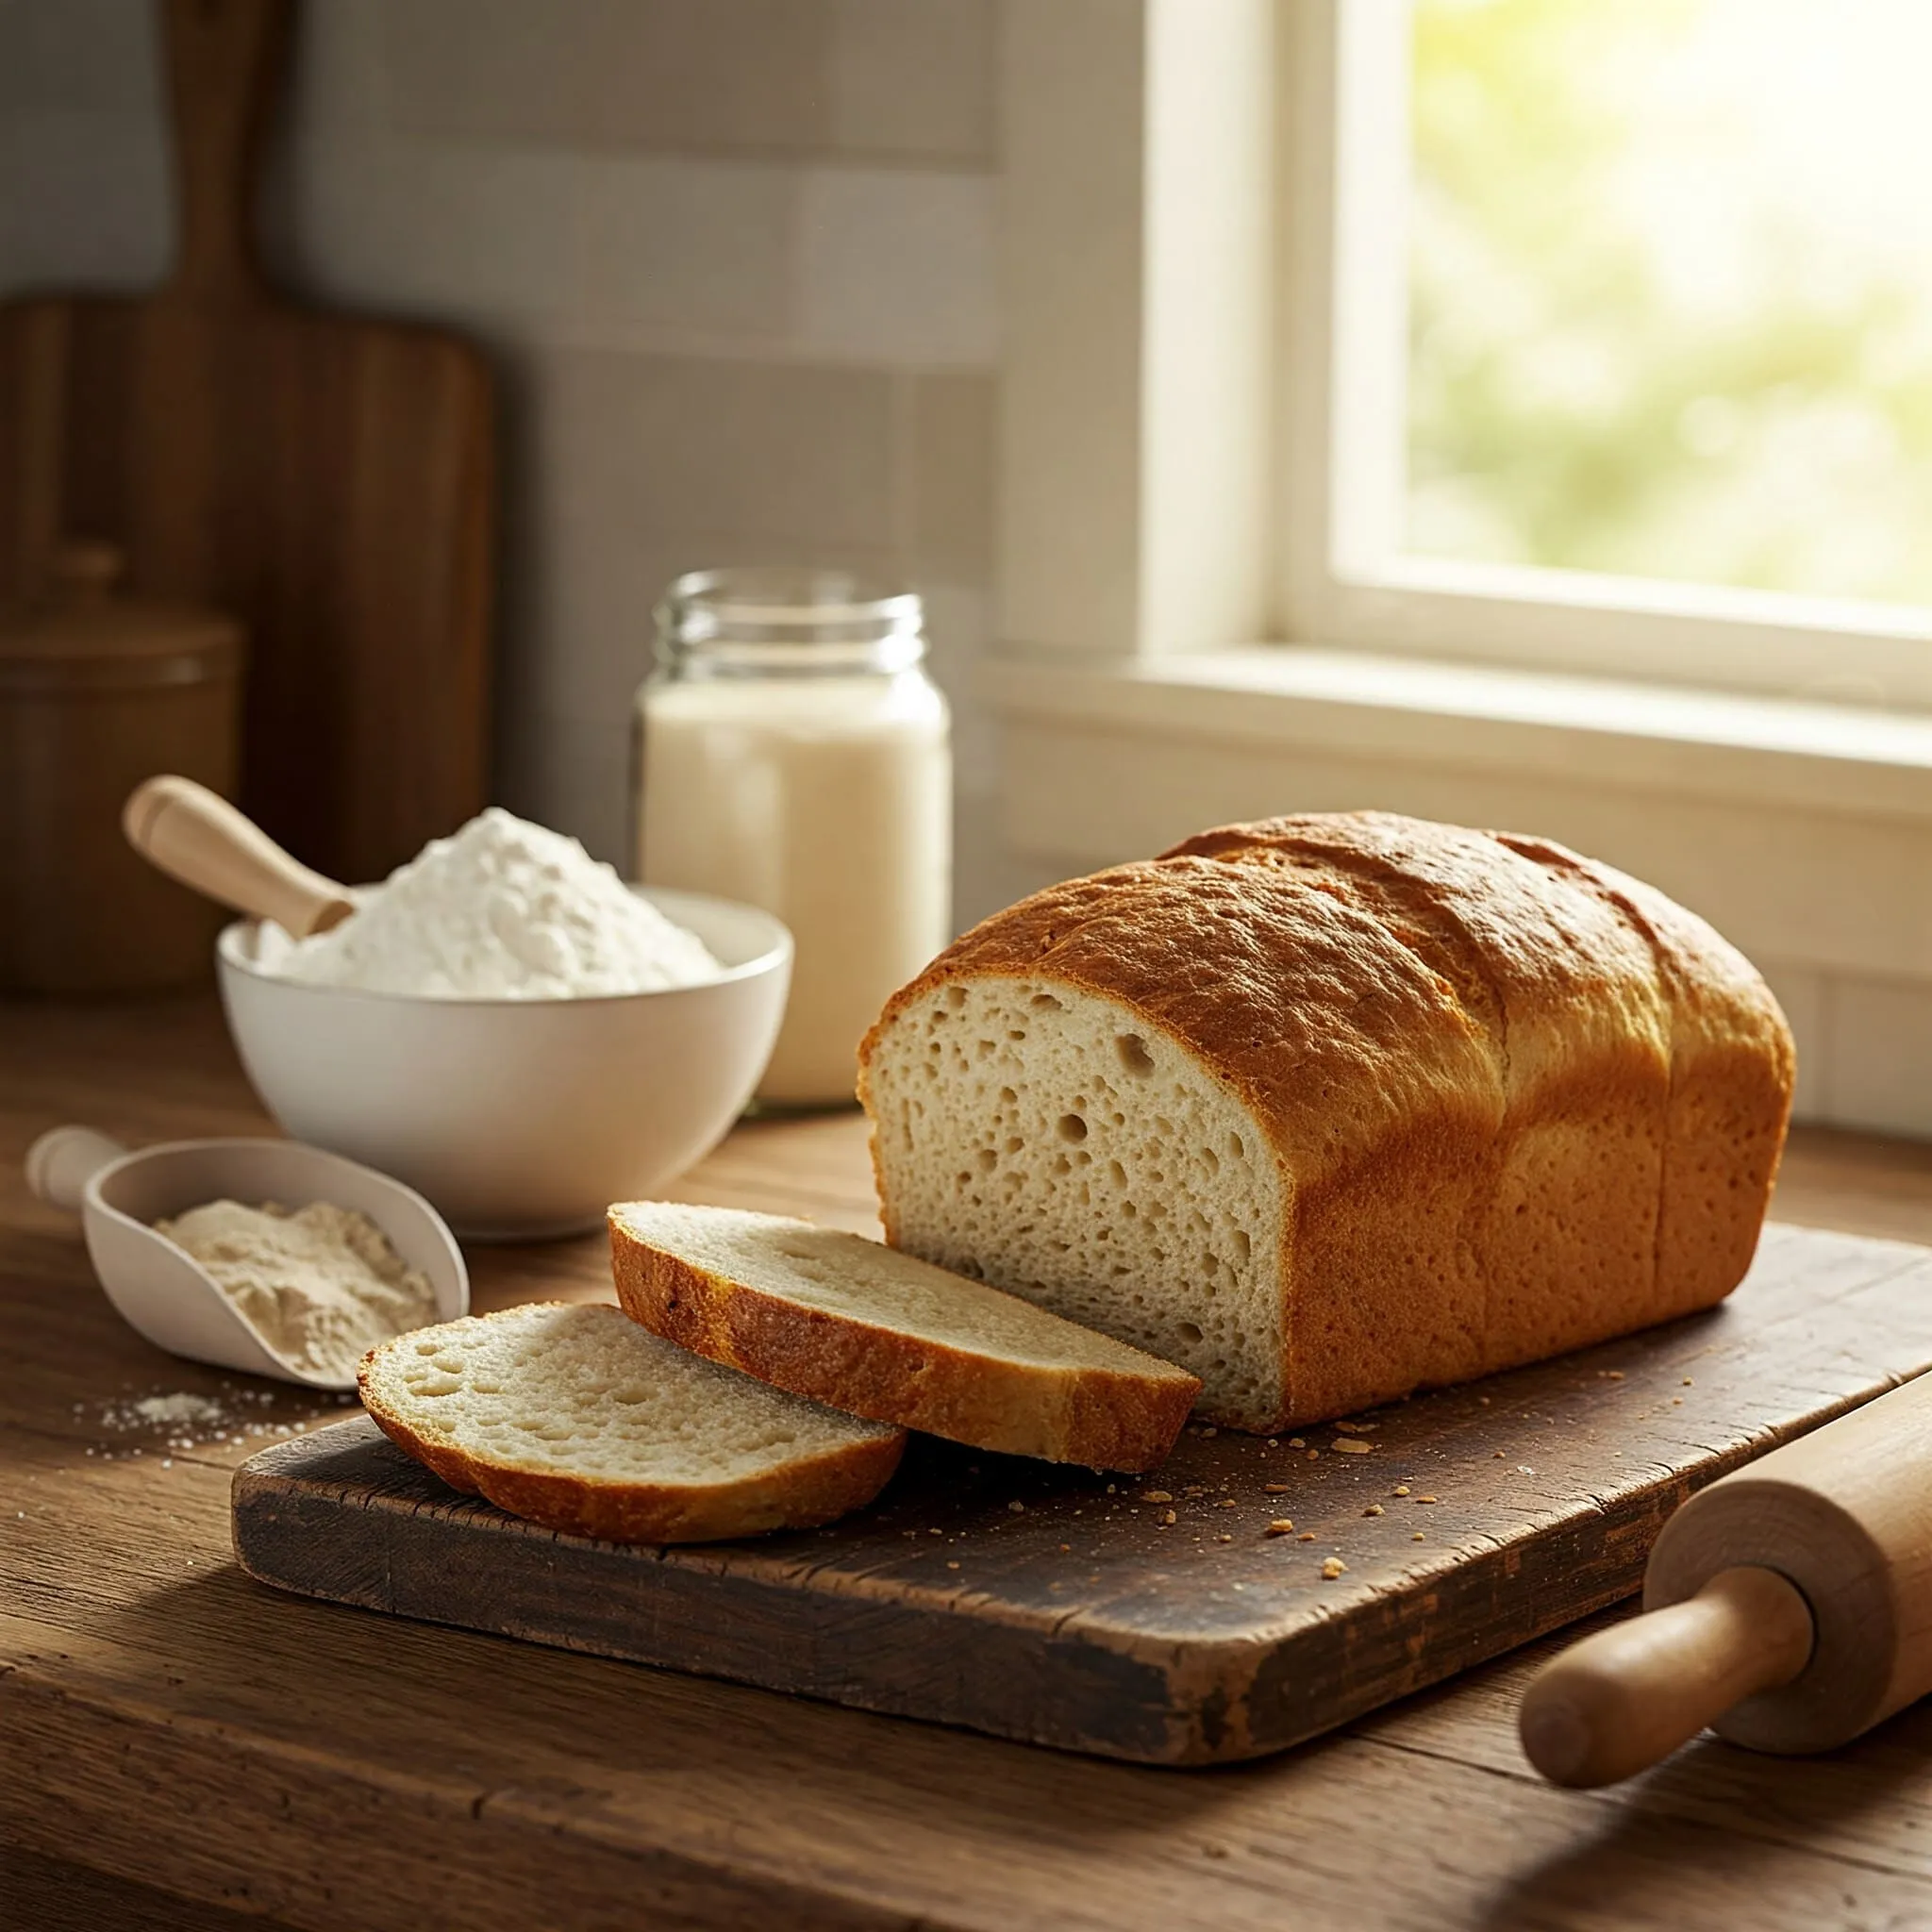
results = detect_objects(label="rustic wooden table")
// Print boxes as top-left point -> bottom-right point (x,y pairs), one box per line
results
6,996 -> 1932,1931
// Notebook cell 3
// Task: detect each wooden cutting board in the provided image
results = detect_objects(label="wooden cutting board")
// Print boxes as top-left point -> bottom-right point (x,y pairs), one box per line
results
231,1223 -> 1932,1767
0,0 -> 492,886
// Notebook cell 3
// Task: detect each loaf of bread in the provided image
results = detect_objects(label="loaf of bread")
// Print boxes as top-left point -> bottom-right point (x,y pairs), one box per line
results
858,812 -> 1794,1432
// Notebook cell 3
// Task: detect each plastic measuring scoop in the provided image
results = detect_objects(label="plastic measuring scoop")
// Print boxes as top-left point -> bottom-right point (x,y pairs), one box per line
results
25,1125 -> 468,1391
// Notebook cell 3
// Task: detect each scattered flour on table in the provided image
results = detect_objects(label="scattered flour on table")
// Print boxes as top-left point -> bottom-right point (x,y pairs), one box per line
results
122,1392 -> 225,1428
153,1199 -> 438,1382
256,806 -> 722,998
87,1381 -> 352,1465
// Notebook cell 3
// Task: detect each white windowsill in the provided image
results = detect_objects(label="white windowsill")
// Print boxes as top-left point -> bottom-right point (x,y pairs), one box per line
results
986,645 -> 1932,826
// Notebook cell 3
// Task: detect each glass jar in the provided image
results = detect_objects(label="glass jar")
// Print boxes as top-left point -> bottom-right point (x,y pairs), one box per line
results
635,569 -> 952,1108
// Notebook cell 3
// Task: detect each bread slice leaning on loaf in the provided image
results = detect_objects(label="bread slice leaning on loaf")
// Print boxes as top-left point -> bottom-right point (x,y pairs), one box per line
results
359,1303 -> 906,1542
858,811 -> 1795,1433
608,1201 -> 1201,1471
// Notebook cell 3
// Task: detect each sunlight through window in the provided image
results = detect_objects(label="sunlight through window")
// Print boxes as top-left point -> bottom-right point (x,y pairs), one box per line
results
1405,0 -> 1932,609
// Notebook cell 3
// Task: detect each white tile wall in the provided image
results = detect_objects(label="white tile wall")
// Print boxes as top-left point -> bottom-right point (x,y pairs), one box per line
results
543,349 -> 901,548
378,0 -> 604,149
370,0 -> 999,165
918,583 -> 1000,793
276,134 -> 999,369
0,0 -> 160,114
281,132 -> 586,323
1,108 -> 171,289
1755,959 -> 1826,1123
827,0 -> 998,161
908,371 -> 996,582
279,0 -> 388,133
578,158 -> 798,338
1818,974 -> 1932,1140
795,168 -> 999,365
0,0 -> 1007,929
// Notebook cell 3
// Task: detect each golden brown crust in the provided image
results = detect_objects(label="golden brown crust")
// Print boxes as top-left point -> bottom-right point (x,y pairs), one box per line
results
357,1309 -> 907,1544
865,850 -> 1505,1178
1494,835 -> 1795,1318
858,811 -> 1795,1431
1161,813 -> 1685,1406
608,1213 -> 1200,1472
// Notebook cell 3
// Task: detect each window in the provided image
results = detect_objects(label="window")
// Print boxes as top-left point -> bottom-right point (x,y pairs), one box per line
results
1284,0 -> 1932,706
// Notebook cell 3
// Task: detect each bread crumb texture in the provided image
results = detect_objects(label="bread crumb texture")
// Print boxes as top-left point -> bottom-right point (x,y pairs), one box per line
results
861,974 -> 1285,1423
358,1303 -> 904,1542
860,810 -> 1794,1434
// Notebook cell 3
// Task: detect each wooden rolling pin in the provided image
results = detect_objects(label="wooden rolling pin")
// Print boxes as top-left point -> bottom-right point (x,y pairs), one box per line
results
1520,1369 -> 1932,1786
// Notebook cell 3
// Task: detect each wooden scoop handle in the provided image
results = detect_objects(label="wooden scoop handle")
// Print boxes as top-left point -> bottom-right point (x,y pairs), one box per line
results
125,775 -> 356,939
1519,1566 -> 1814,1788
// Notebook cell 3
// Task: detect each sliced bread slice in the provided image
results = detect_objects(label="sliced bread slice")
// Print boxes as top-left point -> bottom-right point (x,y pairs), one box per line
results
608,1203 -> 1202,1472
358,1302 -> 906,1543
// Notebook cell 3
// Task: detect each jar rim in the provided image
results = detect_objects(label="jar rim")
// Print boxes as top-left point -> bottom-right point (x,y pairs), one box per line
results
655,567 -> 924,675
659,567 -> 920,631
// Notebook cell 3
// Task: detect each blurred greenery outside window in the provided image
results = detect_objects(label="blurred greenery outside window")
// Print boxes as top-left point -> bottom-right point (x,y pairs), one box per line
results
1406,0 -> 1932,613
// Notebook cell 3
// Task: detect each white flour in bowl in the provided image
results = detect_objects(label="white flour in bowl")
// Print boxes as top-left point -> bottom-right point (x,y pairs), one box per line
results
256,807 -> 721,999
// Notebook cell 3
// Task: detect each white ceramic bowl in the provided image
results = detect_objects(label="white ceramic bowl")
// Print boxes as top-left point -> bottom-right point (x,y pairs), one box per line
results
216,888 -> 792,1241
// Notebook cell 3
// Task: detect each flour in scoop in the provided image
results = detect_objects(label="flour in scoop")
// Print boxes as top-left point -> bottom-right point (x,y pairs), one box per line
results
261,807 -> 721,998
153,1199 -> 437,1383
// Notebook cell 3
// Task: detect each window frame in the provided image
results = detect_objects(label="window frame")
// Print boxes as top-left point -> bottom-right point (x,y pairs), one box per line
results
1278,0 -> 1932,711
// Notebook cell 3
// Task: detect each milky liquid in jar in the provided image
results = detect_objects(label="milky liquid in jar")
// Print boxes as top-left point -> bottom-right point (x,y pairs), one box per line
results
636,571 -> 951,1107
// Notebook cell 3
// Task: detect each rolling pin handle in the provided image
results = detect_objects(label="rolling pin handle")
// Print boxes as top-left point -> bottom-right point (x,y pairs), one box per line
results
25,1126 -> 131,1214
1519,1566 -> 1815,1789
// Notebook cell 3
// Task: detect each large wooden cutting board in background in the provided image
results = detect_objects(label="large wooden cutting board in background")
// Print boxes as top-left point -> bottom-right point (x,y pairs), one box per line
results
0,0 -> 492,885
234,1223 -> 1932,1766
